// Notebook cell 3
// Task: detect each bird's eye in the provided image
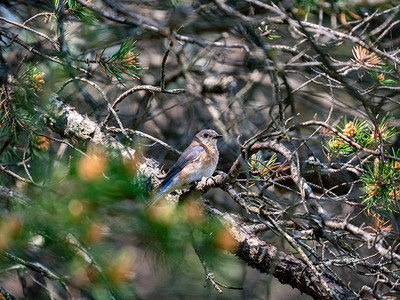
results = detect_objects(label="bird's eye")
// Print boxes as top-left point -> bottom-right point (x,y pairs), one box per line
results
203,133 -> 209,138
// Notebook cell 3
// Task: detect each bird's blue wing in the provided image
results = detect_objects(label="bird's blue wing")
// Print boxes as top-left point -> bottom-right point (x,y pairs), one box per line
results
175,144 -> 205,169
161,144 -> 204,187
147,145 -> 205,207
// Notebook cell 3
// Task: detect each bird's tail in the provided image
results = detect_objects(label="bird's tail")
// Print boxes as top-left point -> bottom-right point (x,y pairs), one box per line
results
146,178 -> 174,208
146,189 -> 165,208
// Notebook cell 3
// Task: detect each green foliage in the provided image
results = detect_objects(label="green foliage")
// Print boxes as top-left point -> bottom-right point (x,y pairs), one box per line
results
95,40 -> 143,85
325,116 -> 399,215
247,152 -> 280,186
0,147 -> 229,298
325,116 -> 397,157
0,39 -> 221,297
1,151 -> 144,297
257,24 -> 280,40
141,200 -> 230,265
0,64 -> 46,163
360,157 -> 400,214
369,68 -> 398,86
324,117 -> 368,157
19,64 -> 46,94
54,0 -> 98,24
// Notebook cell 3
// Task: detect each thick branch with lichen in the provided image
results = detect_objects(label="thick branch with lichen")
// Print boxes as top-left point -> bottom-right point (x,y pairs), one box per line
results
201,204 -> 357,300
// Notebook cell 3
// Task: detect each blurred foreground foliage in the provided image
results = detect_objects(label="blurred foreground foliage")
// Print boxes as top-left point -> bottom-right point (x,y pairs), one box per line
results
0,145 -> 230,298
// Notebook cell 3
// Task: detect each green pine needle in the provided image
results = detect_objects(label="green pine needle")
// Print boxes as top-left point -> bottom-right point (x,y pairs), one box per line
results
95,41 -> 144,85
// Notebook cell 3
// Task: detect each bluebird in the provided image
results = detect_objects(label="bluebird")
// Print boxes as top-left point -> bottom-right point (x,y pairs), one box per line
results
148,129 -> 222,206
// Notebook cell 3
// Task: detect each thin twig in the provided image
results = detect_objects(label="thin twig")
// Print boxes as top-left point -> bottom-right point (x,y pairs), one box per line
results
191,234 -> 242,293
0,17 -> 59,50
103,85 -> 185,125
106,127 -> 180,155
4,252 -> 70,296
0,30 -> 90,75
160,40 -> 173,91
0,165 -> 35,185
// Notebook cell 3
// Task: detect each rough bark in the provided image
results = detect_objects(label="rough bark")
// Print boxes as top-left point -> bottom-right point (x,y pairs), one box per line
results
217,212 -> 357,300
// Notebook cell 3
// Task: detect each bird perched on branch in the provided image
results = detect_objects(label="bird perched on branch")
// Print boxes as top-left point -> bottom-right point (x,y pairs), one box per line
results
148,129 -> 222,207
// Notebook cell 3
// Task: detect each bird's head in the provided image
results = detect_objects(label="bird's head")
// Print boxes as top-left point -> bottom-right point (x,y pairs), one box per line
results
195,129 -> 222,146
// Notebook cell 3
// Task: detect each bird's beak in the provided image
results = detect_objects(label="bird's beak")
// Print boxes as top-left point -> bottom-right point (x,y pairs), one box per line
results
213,134 -> 223,139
